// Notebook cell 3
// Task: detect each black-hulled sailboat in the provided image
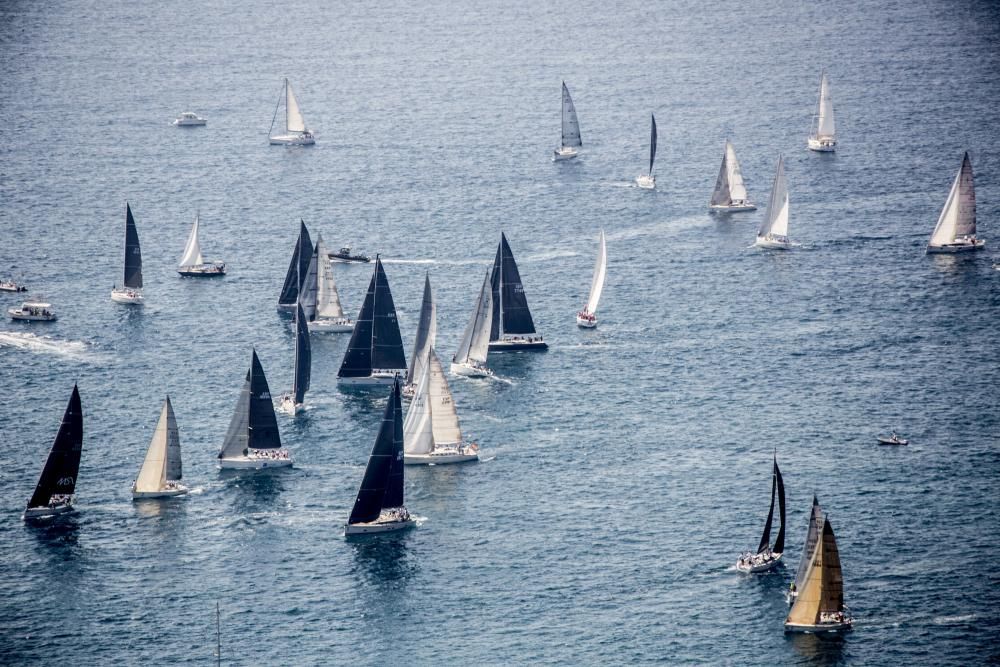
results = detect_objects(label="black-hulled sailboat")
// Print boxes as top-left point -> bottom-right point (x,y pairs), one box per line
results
277,221 -> 313,313
736,455 -> 786,573
218,349 -> 292,469
111,202 -> 144,304
24,385 -> 84,520
345,378 -> 415,534
279,304 -> 311,415
788,495 -> 823,605
402,273 -> 436,399
337,256 -> 407,385
489,233 -> 547,351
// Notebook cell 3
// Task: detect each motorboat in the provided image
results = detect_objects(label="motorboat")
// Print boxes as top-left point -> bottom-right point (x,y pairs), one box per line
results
877,433 -> 909,446
328,246 -> 371,263
112,202 -> 144,304
9,300 -> 56,321
553,81 -> 582,161
268,78 -> 315,145
173,112 -> 207,126
0,279 -> 27,292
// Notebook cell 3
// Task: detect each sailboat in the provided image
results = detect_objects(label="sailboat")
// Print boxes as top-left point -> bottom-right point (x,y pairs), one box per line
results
635,114 -> 657,189
337,256 -> 408,385
807,71 -> 836,152
132,397 -> 188,498
735,455 -> 786,573
111,202 -> 144,303
785,515 -> 853,633
451,269 -> 494,377
23,385 -> 83,520
178,213 -> 226,277
218,349 -> 292,469
553,81 -> 583,161
278,304 -> 311,415
927,152 -> 985,254
489,233 -> 547,351
709,140 -> 756,211
344,378 -> 416,534
576,229 -> 607,328
754,156 -> 794,249
277,221 -> 313,313
402,274 -> 436,398
788,495 -> 823,605
268,78 -> 315,145
307,235 -> 354,332
404,347 -> 479,465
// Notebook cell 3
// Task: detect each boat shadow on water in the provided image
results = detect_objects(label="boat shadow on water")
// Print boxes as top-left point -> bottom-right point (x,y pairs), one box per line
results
786,631 -> 848,664
25,513 -> 82,555
348,533 -> 417,584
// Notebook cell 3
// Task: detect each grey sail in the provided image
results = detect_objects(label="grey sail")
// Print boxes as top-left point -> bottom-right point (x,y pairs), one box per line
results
293,303 -> 311,404
123,202 -> 143,288
278,221 -> 313,309
710,144 -> 733,206
406,274 -> 436,385
794,495 -> 824,590
164,396 -> 182,481
454,269 -> 493,365
299,241 -> 320,322
219,349 -> 281,458
953,152 -> 977,238
561,82 -> 582,148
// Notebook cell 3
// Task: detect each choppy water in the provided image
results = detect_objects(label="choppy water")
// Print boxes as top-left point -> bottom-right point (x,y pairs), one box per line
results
2,0 -> 999,664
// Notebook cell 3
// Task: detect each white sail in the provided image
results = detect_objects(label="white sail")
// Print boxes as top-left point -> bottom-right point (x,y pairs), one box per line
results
454,269 -> 493,366
930,153 -> 977,247
407,276 -> 437,388
585,230 -> 607,314
561,82 -> 582,148
758,156 -> 789,238
134,400 -> 172,493
178,214 -> 204,267
726,142 -> 749,202
285,79 -> 306,133
314,235 -> 344,318
428,350 -> 461,446
815,72 -> 835,139
402,360 -> 433,455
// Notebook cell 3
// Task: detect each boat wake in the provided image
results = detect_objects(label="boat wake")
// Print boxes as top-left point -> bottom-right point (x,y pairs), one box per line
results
0,331 -> 102,362
379,258 -> 437,265
525,249 -> 580,262
933,613 -> 978,625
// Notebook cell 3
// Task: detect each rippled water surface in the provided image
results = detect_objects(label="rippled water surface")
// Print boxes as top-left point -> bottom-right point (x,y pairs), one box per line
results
2,0 -> 999,664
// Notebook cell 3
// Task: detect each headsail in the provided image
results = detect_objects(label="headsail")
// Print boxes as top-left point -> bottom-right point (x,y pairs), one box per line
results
929,152 -> 977,246
382,379 -> 406,509
794,495 -> 824,591
815,72 -> 835,138
278,221 -> 313,308
403,359 -> 433,456
164,396 -> 182,481
134,398 -> 177,494
726,142 -> 749,202
786,517 -> 845,626
428,349 -> 461,446
648,114 -> 657,176
710,144 -> 733,207
293,303 -> 311,405
123,202 -> 143,288
406,274 -> 436,387
314,235 -> 345,318
349,380 -> 401,524
585,230 -> 607,315
490,233 -> 538,338
560,82 -> 582,148
27,385 -> 83,509
285,79 -> 306,133
758,156 -> 789,238
454,269 -> 493,366
179,214 -> 204,267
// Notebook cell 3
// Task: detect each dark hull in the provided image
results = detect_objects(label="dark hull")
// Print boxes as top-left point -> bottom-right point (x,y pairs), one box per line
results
488,339 -> 548,352
178,270 -> 226,277
329,253 -> 371,263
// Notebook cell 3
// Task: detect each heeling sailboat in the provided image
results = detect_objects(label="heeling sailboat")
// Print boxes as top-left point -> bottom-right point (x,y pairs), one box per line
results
736,455 -> 786,573
927,152 -> 985,254
178,213 -> 226,277
635,114 -> 657,189
278,304 -> 312,415
754,156 -> 794,249
489,233 -> 547,351
218,349 -> 292,469
709,140 -> 756,212
807,71 -> 836,152
404,347 -> 479,465
451,268 -> 494,377
788,495 -> 824,605
576,229 -> 607,328
308,234 -> 354,332
785,516 -> 853,633
23,385 -> 84,520
553,81 -> 583,161
111,202 -> 144,304
277,221 -> 313,313
402,274 -> 436,399
268,78 -> 315,146
132,397 -> 188,499
344,378 -> 415,534
337,256 -> 408,385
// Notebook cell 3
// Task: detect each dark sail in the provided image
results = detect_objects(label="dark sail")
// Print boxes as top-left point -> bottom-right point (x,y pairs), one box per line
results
278,221 -> 313,308
489,233 -> 537,338
382,379 -> 405,509
338,262 -> 377,378
648,114 -> 657,176
28,385 -> 84,509
293,303 -> 311,404
348,380 -> 400,524
371,259 -> 406,371
247,349 -> 281,450
794,495 -> 824,590
164,396 -> 182,481
757,464 -> 777,554
773,458 -> 786,554
123,202 -> 143,288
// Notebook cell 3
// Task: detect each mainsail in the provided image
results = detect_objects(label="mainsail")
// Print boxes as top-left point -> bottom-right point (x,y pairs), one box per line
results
219,349 -> 282,458
406,274 -> 436,387
338,257 -> 406,378
349,380 -> 405,524
758,156 -> 789,238
794,495 -> 824,591
560,82 -> 582,148
584,230 -> 607,315
285,79 -> 306,133
929,152 -> 977,246
490,233 -> 538,339
27,385 -> 83,509
814,72 -> 835,139
314,235 -> 345,318
756,456 -> 786,554
298,241 -> 320,322
278,221 -> 313,309
123,202 -> 143,288
428,349 -> 462,445
179,214 -> 204,267
293,303 -> 311,405
134,397 -> 181,494
786,517 -> 846,627
647,114 -> 657,176
454,269 -> 493,366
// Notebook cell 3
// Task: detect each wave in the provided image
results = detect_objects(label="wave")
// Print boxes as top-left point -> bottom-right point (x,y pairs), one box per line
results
524,249 -> 581,262
0,331 -> 102,362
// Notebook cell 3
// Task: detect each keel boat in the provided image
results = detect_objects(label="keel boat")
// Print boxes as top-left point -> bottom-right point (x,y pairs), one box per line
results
927,152 -> 985,254
132,397 -> 188,499
23,385 -> 83,520
111,202 -> 144,303
451,269 -> 494,377
178,213 -> 226,277
489,233 -> 547,351
268,78 -> 315,145
553,81 -> 583,161
754,156 -> 794,249
337,256 -> 408,385
735,455 -> 786,573
785,516 -> 853,633
576,229 -> 607,328
807,71 -> 836,152
404,348 -> 479,465
709,140 -> 756,211
635,114 -> 657,189
218,349 -> 292,469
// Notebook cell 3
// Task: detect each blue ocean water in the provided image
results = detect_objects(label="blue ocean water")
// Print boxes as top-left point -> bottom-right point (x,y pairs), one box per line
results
2,0 -> 999,664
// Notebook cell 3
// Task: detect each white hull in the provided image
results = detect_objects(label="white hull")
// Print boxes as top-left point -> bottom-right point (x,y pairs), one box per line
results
927,239 -> 986,254
0,283 -> 27,292
8,309 -> 56,321
111,288 -> 144,304
270,133 -> 315,146
23,501 -> 74,520
307,318 -> 354,333
635,175 -> 656,189
576,314 -> 597,328
553,147 -> 579,161
404,448 -> 479,465
132,485 -> 188,499
344,518 -> 416,535
710,203 -> 757,212
489,337 -> 548,352
277,395 -> 303,415
755,236 -> 793,250
735,552 -> 783,573
807,137 -> 836,152
450,361 -> 493,378
219,454 -> 293,469
338,371 -> 406,386
173,120 -> 207,126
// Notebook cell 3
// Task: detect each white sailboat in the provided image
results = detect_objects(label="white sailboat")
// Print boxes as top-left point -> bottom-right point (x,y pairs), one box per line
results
132,397 -> 188,499
807,72 -> 836,152
268,78 -> 315,146
308,235 -> 354,332
553,81 -> 582,161
576,229 -> 607,328
404,348 -> 479,465
635,114 -> 657,189
927,152 -> 985,254
754,156 -> 794,249
178,213 -> 226,277
402,274 -> 436,398
451,269 -> 494,378
111,202 -> 144,303
709,141 -> 756,211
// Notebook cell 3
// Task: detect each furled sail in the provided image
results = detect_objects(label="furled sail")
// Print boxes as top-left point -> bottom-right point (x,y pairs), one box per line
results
27,385 -> 83,509
406,274 -> 436,387
815,72 -> 835,138
123,202 -> 143,288
278,221 -> 313,308
219,349 -> 281,458
134,398 -> 179,494
293,304 -> 311,405
786,517 -> 846,626
403,360 -> 433,456
758,156 -> 789,239
585,230 -> 607,315
454,269 -> 493,366
179,214 -> 204,267
428,349 -> 461,446
314,235 -> 345,318
339,258 -> 406,378
490,233 -> 538,338
349,380 -> 402,524
560,82 -> 582,148
794,495 -> 824,591
929,152 -> 977,246
285,79 -> 306,133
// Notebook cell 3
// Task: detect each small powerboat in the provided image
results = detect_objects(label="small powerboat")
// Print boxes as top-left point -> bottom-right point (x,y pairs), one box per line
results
0,279 -> 27,292
877,433 -> 909,446
173,112 -> 207,126
328,246 -> 371,263
9,300 -> 56,321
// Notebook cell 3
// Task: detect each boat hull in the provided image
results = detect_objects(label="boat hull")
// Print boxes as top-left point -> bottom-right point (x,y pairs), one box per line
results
111,288 -> 144,304
277,396 -> 303,415
8,309 -> 57,321
404,449 -> 479,465
754,237 -> 793,250
450,362 -> 493,378
927,240 -> 986,254
635,175 -> 655,189
807,137 -> 836,152
178,264 -> 226,277
736,553 -> 783,573
710,203 -> 757,212
132,485 -> 189,499
876,437 -> 908,446
328,254 -> 370,263
576,314 -> 597,328
0,284 -> 27,292
553,147 -> 579,161
23,501 -> 74,520
488,338 -> 548,352
784,620 -> 853,634
337,371 -> 406,386
270,133 -> 315,146
308,318 -> 354,333
344,518 -> 416,535
219,455 -> 293,469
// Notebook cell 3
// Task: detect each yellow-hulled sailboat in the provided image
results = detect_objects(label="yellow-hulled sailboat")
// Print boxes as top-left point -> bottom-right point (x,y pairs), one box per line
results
784,516 -> 852,633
